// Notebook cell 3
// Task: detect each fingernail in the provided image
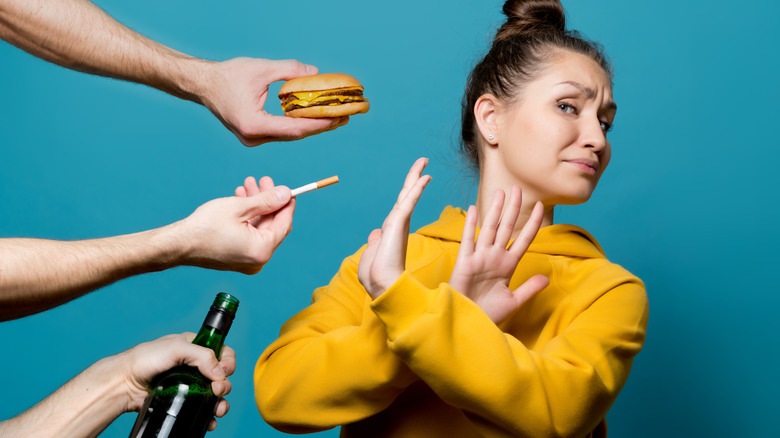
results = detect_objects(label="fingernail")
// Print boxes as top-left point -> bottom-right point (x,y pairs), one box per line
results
304,64 -> 317,75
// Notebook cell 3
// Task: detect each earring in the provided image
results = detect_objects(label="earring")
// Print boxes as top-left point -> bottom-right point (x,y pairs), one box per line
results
488,134 -> 494,141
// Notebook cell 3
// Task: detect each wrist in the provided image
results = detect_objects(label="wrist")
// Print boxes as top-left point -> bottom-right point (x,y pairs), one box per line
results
169,56 -> 218,106
146,221 -> 194,270
46,356 -> 128,437
85,355 -> 134,413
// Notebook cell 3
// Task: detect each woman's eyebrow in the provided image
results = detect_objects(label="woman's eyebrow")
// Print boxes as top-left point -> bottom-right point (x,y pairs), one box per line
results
557,80 -> 596,98
556,80 -> 617,111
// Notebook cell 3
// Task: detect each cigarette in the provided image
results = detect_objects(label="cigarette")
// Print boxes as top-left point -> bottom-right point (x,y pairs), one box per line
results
290,175 -> 339,197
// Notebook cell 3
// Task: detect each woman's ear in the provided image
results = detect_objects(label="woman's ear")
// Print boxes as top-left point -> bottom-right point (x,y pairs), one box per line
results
474,94 -> 501,146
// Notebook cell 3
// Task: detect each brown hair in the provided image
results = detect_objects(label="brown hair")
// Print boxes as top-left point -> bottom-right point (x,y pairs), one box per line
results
460,0 -> 613,171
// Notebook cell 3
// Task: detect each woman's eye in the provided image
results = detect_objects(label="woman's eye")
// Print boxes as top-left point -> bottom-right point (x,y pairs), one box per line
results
600,120 -> 612,133
557,102 -> 576,114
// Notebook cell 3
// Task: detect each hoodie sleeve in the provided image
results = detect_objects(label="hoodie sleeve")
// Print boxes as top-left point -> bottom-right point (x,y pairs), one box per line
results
254,252 -> 419,434
370,269 -> 649,437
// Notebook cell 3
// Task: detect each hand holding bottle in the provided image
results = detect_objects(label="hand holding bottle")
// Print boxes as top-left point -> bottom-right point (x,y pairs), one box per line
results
448,187 -> 550,324
120,332 -> 236,421
358,158 -> 432,299
129,293 -> 239,437
0,332 -> 236,437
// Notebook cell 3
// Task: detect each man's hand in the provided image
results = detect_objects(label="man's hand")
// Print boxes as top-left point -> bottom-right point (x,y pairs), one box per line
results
172,177 -> 295,275
0,333 -> 237,436
197,58 -> 349,146
0,0 -> 348,146
118,333 -> 236,431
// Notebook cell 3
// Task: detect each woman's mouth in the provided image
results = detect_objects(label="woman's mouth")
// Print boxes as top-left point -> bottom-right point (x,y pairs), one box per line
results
565,159 -> 599,176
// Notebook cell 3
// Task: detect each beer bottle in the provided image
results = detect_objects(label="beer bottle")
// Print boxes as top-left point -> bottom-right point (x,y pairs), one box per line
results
129,293 -> 239,437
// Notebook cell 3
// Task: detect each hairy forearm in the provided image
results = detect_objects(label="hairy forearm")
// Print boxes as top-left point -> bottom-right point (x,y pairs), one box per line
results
0,224 -> 187,321
0,0 -> 211,102
0,355 -> 126,438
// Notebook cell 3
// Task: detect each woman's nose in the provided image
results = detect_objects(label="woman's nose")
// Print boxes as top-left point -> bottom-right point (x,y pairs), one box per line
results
581,118 -> 607,152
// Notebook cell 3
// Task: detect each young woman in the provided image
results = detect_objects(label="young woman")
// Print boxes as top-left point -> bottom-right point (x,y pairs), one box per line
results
254,1 -> 648,436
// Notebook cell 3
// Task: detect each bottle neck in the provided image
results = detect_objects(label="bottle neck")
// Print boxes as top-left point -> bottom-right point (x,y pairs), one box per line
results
192,306 -> 234,360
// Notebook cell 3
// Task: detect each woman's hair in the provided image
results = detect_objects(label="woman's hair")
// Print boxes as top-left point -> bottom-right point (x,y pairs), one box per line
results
460,0 -> 613,172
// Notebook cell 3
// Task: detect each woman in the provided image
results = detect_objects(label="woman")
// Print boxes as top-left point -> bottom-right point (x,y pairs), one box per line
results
254,0 -> 648,436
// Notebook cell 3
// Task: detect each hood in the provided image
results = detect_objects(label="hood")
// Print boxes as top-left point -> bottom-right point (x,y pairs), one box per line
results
416,206 -> 606,259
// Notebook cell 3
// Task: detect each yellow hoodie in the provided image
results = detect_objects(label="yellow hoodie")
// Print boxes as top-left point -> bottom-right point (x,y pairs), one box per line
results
255,207 -> 648,437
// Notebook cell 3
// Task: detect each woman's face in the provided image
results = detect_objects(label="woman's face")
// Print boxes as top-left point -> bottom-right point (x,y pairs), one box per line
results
489,51 -> 616,206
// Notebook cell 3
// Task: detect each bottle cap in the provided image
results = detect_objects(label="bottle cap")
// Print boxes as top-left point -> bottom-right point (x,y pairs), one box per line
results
212,292 -> 239,317
203,292 -> 239,331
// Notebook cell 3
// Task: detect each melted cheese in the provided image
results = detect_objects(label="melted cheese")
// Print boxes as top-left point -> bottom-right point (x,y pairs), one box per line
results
281,87 -> 365,110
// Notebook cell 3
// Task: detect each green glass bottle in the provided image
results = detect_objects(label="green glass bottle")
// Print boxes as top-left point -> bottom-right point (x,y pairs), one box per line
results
129,293 -> 239,438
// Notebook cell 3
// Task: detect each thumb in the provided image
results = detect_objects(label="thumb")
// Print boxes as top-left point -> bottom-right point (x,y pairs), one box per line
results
367,228 -> 383,244
238,186 -> 291,220
357,229 -> 382,285
511,275 -> 549,308
266,59 -> 318,83
171,341 -> 226,382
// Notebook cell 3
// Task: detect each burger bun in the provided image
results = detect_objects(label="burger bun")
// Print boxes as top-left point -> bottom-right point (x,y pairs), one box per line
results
285,101 -> 370,118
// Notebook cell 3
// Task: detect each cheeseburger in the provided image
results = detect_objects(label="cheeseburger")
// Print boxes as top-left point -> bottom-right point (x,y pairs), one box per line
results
279,73 -> 369,118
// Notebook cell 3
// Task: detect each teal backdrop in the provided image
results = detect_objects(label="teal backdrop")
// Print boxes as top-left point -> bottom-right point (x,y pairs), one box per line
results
1,0 -> 778,436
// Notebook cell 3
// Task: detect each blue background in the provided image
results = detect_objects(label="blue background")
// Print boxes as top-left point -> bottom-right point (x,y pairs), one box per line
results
1,0 -> 778,436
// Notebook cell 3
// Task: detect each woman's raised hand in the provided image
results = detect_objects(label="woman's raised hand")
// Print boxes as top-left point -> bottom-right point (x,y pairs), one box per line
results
358,158 -> 432,299
449,187 -> 549,323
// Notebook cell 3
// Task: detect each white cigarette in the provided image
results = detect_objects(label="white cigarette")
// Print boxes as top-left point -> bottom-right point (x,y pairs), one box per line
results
291,175 -> 339,197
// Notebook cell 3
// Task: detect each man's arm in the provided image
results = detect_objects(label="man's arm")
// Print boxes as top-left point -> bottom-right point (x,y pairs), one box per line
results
0,0 -> 346,146
0,179 -> 295,321
0,333 -> 236,437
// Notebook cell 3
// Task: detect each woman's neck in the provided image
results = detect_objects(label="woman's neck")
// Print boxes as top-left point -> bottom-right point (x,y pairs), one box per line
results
475,180 -> 555,236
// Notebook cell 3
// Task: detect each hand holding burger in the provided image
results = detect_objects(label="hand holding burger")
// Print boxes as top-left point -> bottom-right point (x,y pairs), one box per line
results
279,73 -> 370,118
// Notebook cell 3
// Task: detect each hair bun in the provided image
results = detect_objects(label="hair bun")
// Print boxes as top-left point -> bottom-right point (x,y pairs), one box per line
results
498,0 -> 565,41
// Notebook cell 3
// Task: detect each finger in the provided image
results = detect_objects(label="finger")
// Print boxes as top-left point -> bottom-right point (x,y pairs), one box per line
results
247,114 -> 339,141
374,175 -> 430,271
208,418 -> 218,432
211,377 -> 232,397
235,186 -> 247,197
511,274 -> 550,308
385,174 -> 431,232
243,176 -> 261,197
254,176 -> 277,228
215,398 -> 231,418
476,189 -> 505,249
396,157 -> 429,203
494,186 -> 523,248
171,339 -> 226,382
265,59 -> 319,83
218,346 -> 237,377
509,201 -> 545,258
323,116 -> 349,131
367,228 -> 383,244
238,187 -> 291,221
243,176 -> 260,197
257,176 -> 274,193
357,229 -> 382,288
263,197 -> 295,243
239,178 -> 262,227
457,205 -> 478,258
